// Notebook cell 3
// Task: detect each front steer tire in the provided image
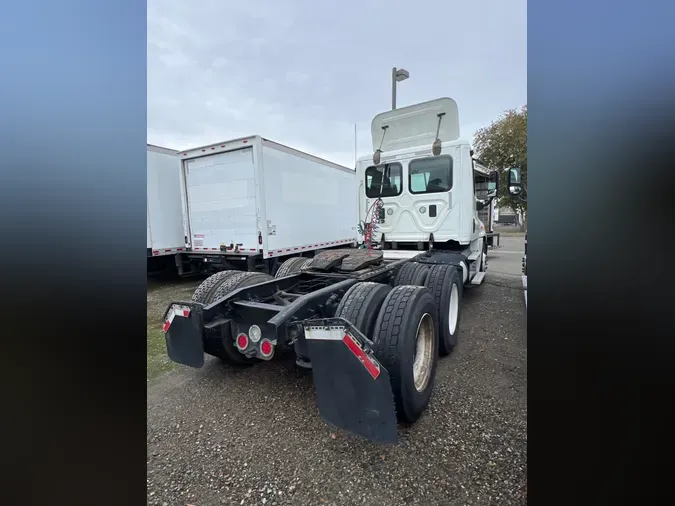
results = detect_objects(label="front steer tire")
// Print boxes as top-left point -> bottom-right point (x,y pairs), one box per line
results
372,285 -> 439,423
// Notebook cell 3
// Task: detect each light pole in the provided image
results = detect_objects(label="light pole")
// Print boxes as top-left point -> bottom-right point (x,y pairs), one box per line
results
391,67 -> 409,110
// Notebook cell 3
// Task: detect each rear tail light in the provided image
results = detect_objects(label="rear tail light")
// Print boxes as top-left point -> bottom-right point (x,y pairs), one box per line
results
259,339 -> 274,359
236,333 -> 249,351
258,232 -> 263,245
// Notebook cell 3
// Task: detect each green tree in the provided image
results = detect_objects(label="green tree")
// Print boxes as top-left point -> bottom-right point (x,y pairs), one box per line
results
473,105 -> 527,229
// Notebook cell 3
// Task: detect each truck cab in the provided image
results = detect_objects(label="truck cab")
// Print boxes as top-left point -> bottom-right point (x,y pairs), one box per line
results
356,97 -> 496,282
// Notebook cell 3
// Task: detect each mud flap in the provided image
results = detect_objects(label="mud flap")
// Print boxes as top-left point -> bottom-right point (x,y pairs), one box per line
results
162,302 -> 205,368
304,318 -> 398,444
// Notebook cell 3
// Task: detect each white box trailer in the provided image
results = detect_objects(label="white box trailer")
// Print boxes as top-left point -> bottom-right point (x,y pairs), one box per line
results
175,136 -> 357,275
147,144 -> 185,259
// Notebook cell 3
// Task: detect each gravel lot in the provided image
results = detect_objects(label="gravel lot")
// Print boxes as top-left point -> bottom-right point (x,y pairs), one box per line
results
147,272 -> 527,506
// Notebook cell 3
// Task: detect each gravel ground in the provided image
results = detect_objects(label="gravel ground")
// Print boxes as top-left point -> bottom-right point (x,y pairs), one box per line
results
147,273 -> 527,505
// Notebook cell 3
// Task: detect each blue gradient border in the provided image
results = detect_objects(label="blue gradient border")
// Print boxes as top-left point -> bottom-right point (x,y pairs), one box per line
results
1,1 -> 147,504
529,0 -> 675,503
1,0 -> 674,503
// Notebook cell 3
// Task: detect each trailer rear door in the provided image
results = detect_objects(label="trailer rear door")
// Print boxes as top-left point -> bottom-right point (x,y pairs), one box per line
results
184,147 -> 258,251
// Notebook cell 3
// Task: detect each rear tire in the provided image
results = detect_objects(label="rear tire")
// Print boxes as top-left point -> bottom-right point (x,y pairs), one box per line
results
210,271 -> 273,302
275,257 -> 312,278
191,270 -> 241,304
201,271 -> 273,365
394,262 -> 430,287
424,264 -> 463,356
334,282 -> 392,338
372,285 -> 439,423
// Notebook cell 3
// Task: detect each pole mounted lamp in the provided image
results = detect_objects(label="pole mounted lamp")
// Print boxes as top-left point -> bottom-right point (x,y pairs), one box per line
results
391,67 -> 409,110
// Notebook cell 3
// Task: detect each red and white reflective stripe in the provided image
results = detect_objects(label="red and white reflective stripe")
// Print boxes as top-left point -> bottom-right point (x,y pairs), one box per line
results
192,247 -> 259,252
267,238 -> 355,257
152,247 -> 184,256
162,305 -> 191,333
342,333 -> 381,380
304,326 -> 381,380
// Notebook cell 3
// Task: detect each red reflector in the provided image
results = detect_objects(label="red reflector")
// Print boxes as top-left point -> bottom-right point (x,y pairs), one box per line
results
236,333 -> 248,350
342,334 -> 381,380
260,339 -> 273,356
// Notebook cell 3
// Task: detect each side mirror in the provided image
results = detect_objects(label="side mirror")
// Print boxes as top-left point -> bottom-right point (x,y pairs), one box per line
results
476,200 -> 486,211
508,167 -> 523,196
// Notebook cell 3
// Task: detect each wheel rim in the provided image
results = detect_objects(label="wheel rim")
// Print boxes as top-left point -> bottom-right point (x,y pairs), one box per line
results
412,313 -> 435,392
448,283 -> 459,335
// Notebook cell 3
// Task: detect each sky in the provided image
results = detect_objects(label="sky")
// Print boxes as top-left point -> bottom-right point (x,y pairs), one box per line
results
147,0 -> 526,168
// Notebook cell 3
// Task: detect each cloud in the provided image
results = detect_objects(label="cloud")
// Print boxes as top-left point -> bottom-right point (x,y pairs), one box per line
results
148,0 -> 526,168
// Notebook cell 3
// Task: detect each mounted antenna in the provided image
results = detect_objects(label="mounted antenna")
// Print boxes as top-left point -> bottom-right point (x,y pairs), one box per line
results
432,112 -> 446,156
373,125 -> 389,165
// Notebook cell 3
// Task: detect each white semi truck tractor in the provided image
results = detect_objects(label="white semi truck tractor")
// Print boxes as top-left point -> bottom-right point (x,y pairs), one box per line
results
162,98 -> 501,443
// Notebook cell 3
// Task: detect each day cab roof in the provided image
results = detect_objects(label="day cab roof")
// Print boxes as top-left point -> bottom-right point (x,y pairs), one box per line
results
370,97 -> 462,153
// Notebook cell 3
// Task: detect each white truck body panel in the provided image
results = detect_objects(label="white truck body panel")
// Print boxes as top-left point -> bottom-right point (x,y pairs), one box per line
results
357,140 -> 476,245
179,136 -> 357,260
147,144 -> 185,256
260,140 -> 357,257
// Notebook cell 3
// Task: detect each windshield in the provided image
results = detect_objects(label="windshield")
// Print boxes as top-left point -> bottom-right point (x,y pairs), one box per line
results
365,163 -> 402,198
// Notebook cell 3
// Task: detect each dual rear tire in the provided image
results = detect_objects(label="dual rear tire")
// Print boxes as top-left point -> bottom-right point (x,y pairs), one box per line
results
335,262 -> 464,422
275,257 -> 313,278
334,281 -> 439,423
192,270 -> 273,365
424,264 -> 463,356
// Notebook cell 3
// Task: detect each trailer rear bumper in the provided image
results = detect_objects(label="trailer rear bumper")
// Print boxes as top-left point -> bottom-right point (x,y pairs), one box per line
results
303,317 -> 398,443
162,301 -> 206,368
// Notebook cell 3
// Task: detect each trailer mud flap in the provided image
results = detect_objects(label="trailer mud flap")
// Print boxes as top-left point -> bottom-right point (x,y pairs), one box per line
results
304,319 -> 398,444
163,302 -> 205,368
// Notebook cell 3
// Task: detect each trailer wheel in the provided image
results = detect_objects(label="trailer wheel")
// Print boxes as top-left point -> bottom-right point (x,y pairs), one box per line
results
275,257 -> 312,278
334,282 -> 392,338
394,262 -> 430,287
191,270 -> 241,304
424,264 -> 463,356
203,271 -> 273,365
372,285 -> 439,423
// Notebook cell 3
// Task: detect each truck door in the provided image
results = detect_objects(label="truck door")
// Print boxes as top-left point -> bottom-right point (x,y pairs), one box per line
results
184,147 -> 258,251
